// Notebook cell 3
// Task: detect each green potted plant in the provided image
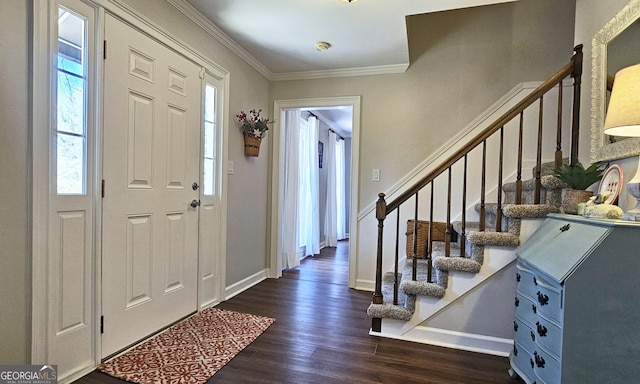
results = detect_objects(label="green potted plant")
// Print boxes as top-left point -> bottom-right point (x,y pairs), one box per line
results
553,162 -> 604,214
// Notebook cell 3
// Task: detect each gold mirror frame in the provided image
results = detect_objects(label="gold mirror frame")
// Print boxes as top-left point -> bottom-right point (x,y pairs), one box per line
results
591,0 -> 640,163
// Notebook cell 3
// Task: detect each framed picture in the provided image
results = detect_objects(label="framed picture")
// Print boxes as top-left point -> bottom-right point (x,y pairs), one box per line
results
318,141 -> 324,168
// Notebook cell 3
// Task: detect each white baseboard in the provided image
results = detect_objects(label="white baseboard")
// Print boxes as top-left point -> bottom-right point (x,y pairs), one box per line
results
372,325 -> 513,357
58,363 -> 96,384
356,279 -> 375,292
224,269 -> 269,300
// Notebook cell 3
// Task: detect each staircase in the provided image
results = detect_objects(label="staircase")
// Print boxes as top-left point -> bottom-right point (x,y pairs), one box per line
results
367,45 -> 584,354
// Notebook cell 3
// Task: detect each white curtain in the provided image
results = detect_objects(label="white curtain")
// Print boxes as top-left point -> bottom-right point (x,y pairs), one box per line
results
335,138 -> 346,240
282,110 -> 301,269
298,116 -> 320,257
325,131 -> 346,246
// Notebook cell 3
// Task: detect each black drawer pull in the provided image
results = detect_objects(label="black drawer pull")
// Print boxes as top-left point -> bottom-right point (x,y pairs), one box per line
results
532,304 -> 537,314
537,291 -> 549,306
516,272 -> 521,282
533,277 -> 537,285
513,344 -> 518,356
515,297 -> 520,307
559,223 -> 570,232
514,321 -> 518,332
534,351 -> 545,368
530,331 -> 535,341
530,358 -> 534,369
536,321 -> 548,337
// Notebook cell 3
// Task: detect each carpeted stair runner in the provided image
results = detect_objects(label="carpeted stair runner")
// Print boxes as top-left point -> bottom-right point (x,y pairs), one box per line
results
368,161 -> 566,323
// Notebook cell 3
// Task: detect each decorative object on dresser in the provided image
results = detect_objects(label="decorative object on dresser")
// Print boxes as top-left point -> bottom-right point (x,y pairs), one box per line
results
598,163 -> 624,204
603,63 -> 640,220
236,108 -> 272,157
581,164 -> 626,219
509,214 -> 640,384
553,162 -> 604,214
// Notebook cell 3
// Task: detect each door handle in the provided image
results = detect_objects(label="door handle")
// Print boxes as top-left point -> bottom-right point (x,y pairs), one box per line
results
190,199 -> 201,208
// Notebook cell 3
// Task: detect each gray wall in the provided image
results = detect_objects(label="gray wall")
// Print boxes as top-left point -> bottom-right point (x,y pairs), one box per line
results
0,0 -> 30,364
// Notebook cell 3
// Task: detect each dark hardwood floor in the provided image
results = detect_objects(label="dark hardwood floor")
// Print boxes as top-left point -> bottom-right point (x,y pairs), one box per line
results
77,241 -> 521,383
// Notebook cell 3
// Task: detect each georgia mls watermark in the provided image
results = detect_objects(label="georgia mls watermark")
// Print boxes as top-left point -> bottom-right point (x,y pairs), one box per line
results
0,365 -> 57,384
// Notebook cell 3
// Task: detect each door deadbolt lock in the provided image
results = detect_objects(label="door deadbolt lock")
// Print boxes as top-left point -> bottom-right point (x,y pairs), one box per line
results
190,199 -> 201,208
192,182 -> 199,191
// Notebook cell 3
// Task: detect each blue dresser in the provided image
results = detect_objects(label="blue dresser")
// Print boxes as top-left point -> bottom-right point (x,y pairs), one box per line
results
509,214 -> 640,383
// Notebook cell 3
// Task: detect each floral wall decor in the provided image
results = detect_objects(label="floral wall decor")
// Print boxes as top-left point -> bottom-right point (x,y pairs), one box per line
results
236,109 -> 272,157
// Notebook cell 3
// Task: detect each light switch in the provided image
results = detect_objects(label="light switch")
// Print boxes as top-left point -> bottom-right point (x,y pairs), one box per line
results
372,169 -> 380,182
227,161 -> 234,175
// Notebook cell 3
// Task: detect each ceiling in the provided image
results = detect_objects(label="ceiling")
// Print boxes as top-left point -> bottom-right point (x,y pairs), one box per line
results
178,0 -> 516,80
173,0 -> 516,135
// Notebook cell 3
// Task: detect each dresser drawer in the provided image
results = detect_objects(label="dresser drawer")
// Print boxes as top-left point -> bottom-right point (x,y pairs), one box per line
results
515,292 -> 538,327
534,278 -> 563,323
534,313 -> 562,358
533,346 -> 561,384
516,264 -> 538,300
512,341 -> 535,383
514,317 -> 536,354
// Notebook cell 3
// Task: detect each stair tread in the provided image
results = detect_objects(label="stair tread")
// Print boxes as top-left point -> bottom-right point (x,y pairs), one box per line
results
503,174 -> 565,191
366,272 -> 415,321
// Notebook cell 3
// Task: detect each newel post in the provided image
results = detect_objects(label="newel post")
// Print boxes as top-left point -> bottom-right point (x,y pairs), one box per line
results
373,193 -> 386,306
570,44 -> 583,166
372,193 -> 386,332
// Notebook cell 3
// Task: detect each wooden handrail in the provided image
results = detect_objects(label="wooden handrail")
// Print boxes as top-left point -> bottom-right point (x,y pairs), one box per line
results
385,45 -> 583,216
371,45 -> 584,332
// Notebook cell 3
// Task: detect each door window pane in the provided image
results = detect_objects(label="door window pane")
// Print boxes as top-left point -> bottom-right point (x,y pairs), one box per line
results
57,134 -> 85,194
57,58 -> 85,135
56,7 -> 87,195
203,84 -> 217,196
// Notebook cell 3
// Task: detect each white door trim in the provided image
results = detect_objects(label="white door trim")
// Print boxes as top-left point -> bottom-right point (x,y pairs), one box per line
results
270,97 -> 361,287
31,0 -> 229,380
31,0 -> 56,364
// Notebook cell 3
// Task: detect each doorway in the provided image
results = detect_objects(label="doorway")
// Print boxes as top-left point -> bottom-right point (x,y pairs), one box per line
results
101,14 -> 201,357
270,97 -> 361,288
100,15 -> 226,358
33,0 -> 229,378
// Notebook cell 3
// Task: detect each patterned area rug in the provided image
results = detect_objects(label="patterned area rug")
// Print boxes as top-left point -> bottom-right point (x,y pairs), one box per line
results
98,308 -> 275,384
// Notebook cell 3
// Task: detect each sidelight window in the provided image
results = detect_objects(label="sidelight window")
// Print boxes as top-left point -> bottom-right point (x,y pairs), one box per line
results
203,83 -> 217,196
56,7 -> 87,195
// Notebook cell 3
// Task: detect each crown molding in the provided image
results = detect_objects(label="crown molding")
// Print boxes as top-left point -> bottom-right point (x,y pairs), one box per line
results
167,0 -> 410,81
271,63 -> 409,81
166,0 -> 273,79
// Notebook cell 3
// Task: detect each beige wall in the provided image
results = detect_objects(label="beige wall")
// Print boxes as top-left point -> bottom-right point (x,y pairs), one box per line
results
0,1 -> 30,364
271,0 -> 576,211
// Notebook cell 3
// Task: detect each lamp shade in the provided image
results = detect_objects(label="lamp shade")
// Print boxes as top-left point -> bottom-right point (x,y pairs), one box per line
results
603,63 -> 640,137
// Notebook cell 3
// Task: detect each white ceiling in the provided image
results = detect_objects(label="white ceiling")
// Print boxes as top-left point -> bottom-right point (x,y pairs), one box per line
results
179,0 -> 516,80
174,0 -> 516,135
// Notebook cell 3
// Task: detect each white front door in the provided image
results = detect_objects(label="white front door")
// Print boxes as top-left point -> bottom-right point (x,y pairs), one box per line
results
101,14 -> 201,357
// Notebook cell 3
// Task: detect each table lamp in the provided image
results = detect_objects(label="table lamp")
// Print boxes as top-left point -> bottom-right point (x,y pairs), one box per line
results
603,63 -> 640,221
